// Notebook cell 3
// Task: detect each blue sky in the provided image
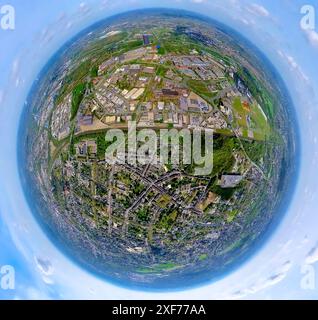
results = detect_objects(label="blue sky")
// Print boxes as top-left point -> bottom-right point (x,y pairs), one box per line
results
0,0 -> 318,299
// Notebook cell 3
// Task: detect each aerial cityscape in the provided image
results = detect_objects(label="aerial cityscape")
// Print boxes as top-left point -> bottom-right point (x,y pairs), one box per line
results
19,9 -> 296,289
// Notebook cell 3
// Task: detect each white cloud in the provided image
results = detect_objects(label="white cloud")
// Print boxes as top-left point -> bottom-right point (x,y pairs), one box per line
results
10,58 -> 23,88
238,17 -> 255,26
25,287 -> 50,300
286,55 -> 298,69
79,2 -> 86,9
191,0 -> 206,3
39,27 -> 55,46
11,59 -> 19,78
35,256 -> 54,277
305,244 -> 318,265
0,90 -> 4,105
35,256 -> 55,285
42,277 -> 55,285
305,29 -> 318,48
230,261 -> 292,299
247,3 -> 270,17
101,0 -> 110,8
277,50 -> 309,83
227,1 -> 268,26
66,21 -> 73,30
79,2 -> 91,15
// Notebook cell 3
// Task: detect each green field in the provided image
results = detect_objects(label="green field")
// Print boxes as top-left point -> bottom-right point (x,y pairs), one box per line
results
232,97 -> 270,141
187,79 -> 216,99
70,83 -> 86,120
136,262 -> 180,274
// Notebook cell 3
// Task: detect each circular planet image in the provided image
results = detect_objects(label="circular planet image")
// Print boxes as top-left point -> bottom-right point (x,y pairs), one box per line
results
18,9 -> 299,290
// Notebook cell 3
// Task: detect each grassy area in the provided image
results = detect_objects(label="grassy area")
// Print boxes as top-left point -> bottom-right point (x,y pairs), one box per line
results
220,237 -> 245,255
77,31 -> 128,62
162,30 -> 231,65
156,208 -> 178,230
236,67 -> 274,120
157,194 -> 171,208
136,262 -> 180,274
136,207 -> 150,222
162,37 -> 193,55
119,39 -> 144,52
134,181 -> 145,196
183,135 -> 236,177
232,97 -> 247,127
70,83 -> 86,120
199,253 -> 208,261
232,97 -> 270,141
206,49 -> 231,65
156,65 -> 168,77
116,74 -> 132,91
187,79 -> 215,99
90,65 -> 99,78
241,140 -> 265,165
210,184 -> 236,200
211,137 -> 236,177
157,46 -> 166,55
226,209 -> 239,223
56,61 -> 91,105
